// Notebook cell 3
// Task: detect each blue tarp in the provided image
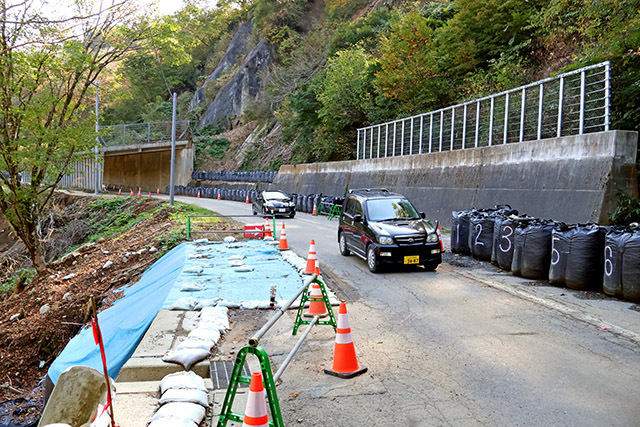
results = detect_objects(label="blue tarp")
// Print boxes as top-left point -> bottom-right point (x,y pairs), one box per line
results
47,243 -> 187,385
162,240 -> 303,309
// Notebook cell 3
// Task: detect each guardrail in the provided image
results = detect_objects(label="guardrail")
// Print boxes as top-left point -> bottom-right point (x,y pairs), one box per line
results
356,61 -> 610,159
100,120 -> 191,147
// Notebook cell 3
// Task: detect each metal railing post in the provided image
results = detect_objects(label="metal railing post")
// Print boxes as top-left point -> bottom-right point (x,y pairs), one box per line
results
419,116 -> 424,154
450,107 -> 455,151
504,93 -> 509,144
370,127 -> 374,159
393,121 -> 397,156
604,61 -> 610,131
377,126 -> 381,158
439,110 -> 444,152
579,70 -> 585,134
520,88 -> 526,142
462,104 -> 467,149
429,113 -> 433,153
122,124 -> 126,145
401,120 -> 405,156
475,101 -> 480,148
148,123 -> 151,143
488,96 -> 494,146
557,77 -> 564,137
537,83 -> 544,140
409,117 -> 414,155
356,130 -> 360,159
385,124 -> 388,157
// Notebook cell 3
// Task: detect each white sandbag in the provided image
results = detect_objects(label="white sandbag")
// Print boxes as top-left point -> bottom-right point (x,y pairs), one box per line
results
162,348 -> 210,370
195,298 -> 221,310
148,419 -> 197,427
176,338 -> 214,351
150,402 -> 206,425
188,328 -> 221,344
228,260 -> 245,267
193,239 -> 208,244
223,236 -> 236,243
180,282 -> 205,292
160,371 -> 206,394
169,297 -> 199,311
241,300 -> 271,309
217,300 -> 241,308
229,254 -> 246,260
234,266 -> 254,272
159,388 -> 209,408
198,320 -> 228,334
182,266 -> 203,274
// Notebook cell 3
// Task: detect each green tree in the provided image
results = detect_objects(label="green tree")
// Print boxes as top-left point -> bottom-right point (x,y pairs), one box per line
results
0,0 -> 149,276
315,47 -> 377,160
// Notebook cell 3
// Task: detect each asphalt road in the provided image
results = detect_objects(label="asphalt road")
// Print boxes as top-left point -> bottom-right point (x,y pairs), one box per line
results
168,195 -> 640,426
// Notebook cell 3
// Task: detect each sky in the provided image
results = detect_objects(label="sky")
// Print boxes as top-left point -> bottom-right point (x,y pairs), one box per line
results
27,0 -> 199,19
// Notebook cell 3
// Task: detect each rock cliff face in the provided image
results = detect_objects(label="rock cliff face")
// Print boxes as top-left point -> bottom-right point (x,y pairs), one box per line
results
189,21 -> 254,111
197,38 -> 272,130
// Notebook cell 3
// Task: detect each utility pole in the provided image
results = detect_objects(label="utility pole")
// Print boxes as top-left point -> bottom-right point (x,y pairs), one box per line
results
169,92 -> 176,206
94,81 -> 100,195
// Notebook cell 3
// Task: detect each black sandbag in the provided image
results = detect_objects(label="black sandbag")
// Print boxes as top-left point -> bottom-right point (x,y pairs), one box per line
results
603,227 -> 640,301
511,220 -> 554,279
469,214 -> 495,261
451,210 -> 471,255
492,216 -> 520,270
549,224 -> 606,290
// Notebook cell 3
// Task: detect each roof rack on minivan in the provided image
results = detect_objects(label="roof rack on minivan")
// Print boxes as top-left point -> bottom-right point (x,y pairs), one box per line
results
349,188 -> 389,194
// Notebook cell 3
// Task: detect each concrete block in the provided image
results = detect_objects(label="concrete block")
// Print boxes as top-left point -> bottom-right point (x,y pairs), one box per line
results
132,310 -> 184,358
117,357 -> 210,382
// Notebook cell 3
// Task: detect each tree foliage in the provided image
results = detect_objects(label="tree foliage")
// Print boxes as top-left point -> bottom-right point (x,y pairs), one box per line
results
0,0 -> 149,275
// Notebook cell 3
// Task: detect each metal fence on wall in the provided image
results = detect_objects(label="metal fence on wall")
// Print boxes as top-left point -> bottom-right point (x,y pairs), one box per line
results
20,156 -> 102,190
356,61 -> 610,160
100,120 -> 191,146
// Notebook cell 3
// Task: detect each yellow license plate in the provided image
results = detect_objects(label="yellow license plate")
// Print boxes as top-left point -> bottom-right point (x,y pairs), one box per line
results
404,255 -> 419,264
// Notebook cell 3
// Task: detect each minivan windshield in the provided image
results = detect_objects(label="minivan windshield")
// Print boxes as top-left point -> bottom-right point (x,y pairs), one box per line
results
366,198 -> 420,221
263,191 -> 289,200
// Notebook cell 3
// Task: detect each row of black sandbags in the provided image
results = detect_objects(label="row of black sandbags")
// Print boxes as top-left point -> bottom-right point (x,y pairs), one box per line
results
191,170 -> 277,183
451,208 -> 640,302
168,186 -> 342,215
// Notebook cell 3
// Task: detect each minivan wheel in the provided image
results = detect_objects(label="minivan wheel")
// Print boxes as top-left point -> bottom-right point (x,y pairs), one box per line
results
367,244 -> 380,273
339,232 -> 350,256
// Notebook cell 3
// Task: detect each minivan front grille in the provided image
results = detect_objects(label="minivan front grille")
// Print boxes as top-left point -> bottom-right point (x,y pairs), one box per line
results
395,235 -> 426,245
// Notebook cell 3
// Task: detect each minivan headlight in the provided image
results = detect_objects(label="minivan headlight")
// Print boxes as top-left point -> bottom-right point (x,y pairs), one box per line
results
427,233 -> 439,243
379,236 -> 394,245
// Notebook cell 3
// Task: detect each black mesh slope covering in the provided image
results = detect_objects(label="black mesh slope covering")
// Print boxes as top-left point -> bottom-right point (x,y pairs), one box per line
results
603,227 -> 640,302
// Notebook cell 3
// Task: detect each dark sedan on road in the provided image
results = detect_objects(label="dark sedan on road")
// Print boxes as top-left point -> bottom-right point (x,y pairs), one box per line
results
338,188 -> 442,273
252,190 -> 296,218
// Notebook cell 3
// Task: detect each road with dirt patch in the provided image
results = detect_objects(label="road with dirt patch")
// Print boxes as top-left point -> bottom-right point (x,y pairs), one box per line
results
166,195 -> 640,426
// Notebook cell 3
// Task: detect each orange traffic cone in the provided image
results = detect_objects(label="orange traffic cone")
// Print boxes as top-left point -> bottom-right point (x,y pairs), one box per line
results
245,193 -> 250,203
130,188 -> 134,196
264,218 -> 273,238
118,188 -> 122,196
436,224 -> 443,252
315,259 -> 321,276
304,240 -> 317,274
324,302 -> 367,378
148,191 -> 151,198
304,280 -> 327,318
242,372 -> 269,427
137,188 -> 141,197
312,201 -> 317,216
197,189 -> 201,198
278,223 -> 289,251
217,192 -> 221,200
157,188 -> 160,194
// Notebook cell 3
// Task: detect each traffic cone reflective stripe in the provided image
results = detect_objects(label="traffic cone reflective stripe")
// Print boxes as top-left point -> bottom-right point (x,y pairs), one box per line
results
278,224 -> 289,251
324,302 -> 367,378
305,281 -> 327,317
312,201 -> 317,216
264,218 -> 272,238
242,372 -> 269,427
304,240 -> 317,274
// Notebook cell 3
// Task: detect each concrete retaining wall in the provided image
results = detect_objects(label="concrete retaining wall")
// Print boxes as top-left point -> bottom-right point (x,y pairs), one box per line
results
104,145 -> 194,191
273,131 -> 638,226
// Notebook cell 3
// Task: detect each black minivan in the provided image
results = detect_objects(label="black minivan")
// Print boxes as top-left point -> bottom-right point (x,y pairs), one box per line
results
338,189 -> 442,273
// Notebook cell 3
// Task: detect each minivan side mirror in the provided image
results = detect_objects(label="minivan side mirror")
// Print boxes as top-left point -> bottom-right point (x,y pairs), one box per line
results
420,212 -> 426,219
353,214 -> 363,223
